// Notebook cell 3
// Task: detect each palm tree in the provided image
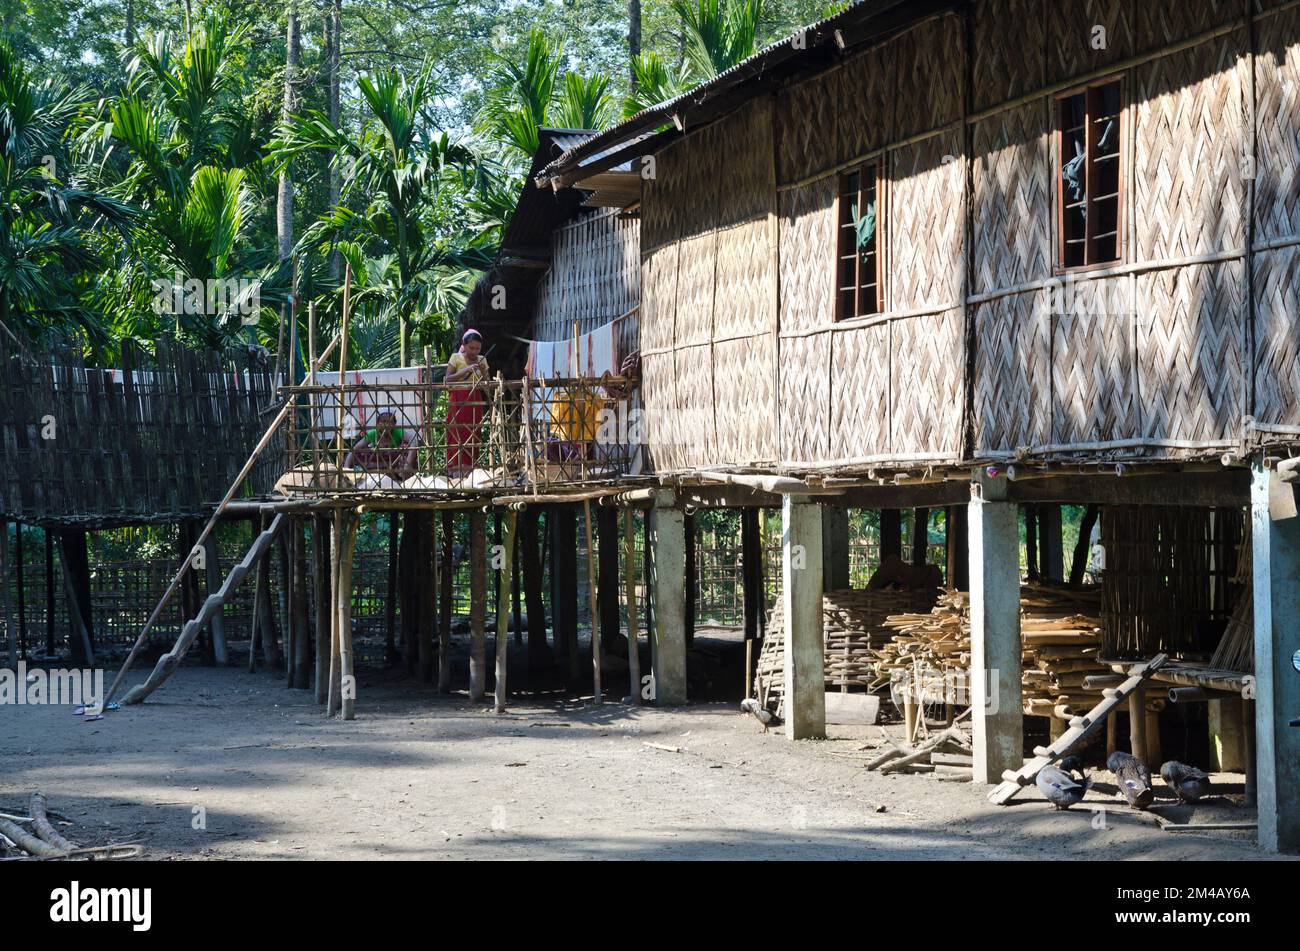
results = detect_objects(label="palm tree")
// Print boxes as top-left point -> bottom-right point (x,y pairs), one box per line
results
78,13 -> 281,349
273,61 -> 493,365
0,41 -> 132,347
624,51 -> 689,117
672,0 -> 764,80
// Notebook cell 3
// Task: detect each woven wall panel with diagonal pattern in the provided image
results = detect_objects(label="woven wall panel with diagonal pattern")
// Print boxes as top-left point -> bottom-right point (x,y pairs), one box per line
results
714,333 -> 777,465
673,231 -> 717,348
639,351 -> 677,472
1137,261 -> 1244,443
1047,0 -> 1133,85
779,179 -> 836,334
1253,246 -> 1300,428
1134,0 -> 1239,54
780,332 -> 831,463
1255,6 -> 1300,244
1051,279 -> 1138,445
973,290 -> 1050,453
1134,31 -> 1248,262
889,129 -> 964,311
891,311 -> 964,456
640,243 -> 678,353
716,98 -> 774,228
534,210 -> 640,341
972,102 -> 1052,293
972,0 -> 1046,111
674,341 -> 716,469
641,136 -> 685,252
830,323 -> 890,459
714,219 -> 775,340
775,67 -> 838,185
892,14 -> 963,142
837,41 -> 896,165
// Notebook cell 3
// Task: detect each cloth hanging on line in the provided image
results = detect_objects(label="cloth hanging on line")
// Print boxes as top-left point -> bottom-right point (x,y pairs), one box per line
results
524,319 -> 619,379
313,366 -> 427,442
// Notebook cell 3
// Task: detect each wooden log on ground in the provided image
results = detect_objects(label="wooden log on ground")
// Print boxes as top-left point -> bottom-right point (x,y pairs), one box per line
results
30,793 -> 75,852
0,815 -> 65,857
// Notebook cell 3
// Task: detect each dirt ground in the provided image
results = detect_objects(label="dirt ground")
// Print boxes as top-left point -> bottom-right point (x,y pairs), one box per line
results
3,655 -> 1293,861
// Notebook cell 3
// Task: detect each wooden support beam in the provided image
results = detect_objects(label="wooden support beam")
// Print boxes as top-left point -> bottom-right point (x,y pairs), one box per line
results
945,505 -> 969,590
521,510 -> 550,670
583,499 -> 602,704
203,531 -> 229,666
912,508 -> 930,566
742,507 -> 764,640
418,513 -> 436,684
880,509 -> 902,560
821,505 -> 850,591
469,508 -> 487,702
386,514 -> 399,666
684,510 -> 696,649
624,507 -> 641,704
1068,504 -> 1099,585
338,510 -> 358,720
550,506 -> 579,685
313,514 -> 331,704
326,512 -> 343,716
494,511 -> 517,713
1,519 -> 16,667
597,505 -> 623,656
439,511 -> 453,693
14,523 -> 25,659
1039,504 -> 1063,582
291,518 -> 311,689
782,496 -> 825,740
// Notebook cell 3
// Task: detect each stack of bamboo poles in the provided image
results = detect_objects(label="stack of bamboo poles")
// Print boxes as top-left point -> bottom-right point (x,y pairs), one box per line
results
868,585 -> 1107,721
754,587 -> 941,714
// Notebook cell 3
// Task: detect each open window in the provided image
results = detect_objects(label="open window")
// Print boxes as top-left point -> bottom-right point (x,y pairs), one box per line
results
836,163 -> 883,319
1057,79 -> 1123,269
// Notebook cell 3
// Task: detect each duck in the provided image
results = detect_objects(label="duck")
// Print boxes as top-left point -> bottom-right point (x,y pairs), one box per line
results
1036,755 -> 1091,810
1160,760 -> 1212,803
740,698 -> 781,733
1107,751 -> 1154,809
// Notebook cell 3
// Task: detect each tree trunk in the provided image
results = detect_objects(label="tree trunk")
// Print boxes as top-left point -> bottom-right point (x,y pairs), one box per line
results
627,0 -> 641,87
125,0 -> 135,47
326,0 -> 342,280
1069,504 -> 1100,585
276,2 -> 300,262
1024,505 -> 1039,583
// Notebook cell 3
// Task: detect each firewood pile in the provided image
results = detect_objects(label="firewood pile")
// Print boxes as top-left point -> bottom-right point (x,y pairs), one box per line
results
755,586 -> 941,715
869,584 -> 1107,720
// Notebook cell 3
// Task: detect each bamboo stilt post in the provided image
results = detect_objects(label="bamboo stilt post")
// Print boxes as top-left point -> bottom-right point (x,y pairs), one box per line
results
14,523 -> 25,659
583,498 -> 602,704
494,511 -> 517,714
624,506 -> 640,704
438,510 -> 453,694
385,514 -> 399,665
469,508 -> 487,702
327,510 -> 343,716
339,510 -> 358,721
418,513 -> 435,683
308,302 -> 320,481
56,534 -> 94,668
292,518 -> 311,689
102,332 -> 340,706
203,532 -> 228,665
313,513 -> 331,704
1128,683 -> 1146,764
1,519 -> 16,668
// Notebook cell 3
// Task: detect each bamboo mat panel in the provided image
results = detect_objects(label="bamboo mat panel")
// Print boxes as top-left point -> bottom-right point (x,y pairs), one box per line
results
836,41 -> 896,165
777,180 -> 836,334
892,13 -> 963,141
714,219 -> 774,340
639,351 -> 678,472
714,334 -> 776,465
1047,0 -> 1133,84
715,98 -> 773,228
830,324 -> 890,459
1136,260 -> 1244,443
640,242 -> 679,353
1252,246 -> 1300,428
779,333 -> 831,464
1254,5 -> 1300,244
971,0 -> 1046,111
889,128 -> 964,311
672,231 -> 716,349
774,68 -> 837,185
1134,31 -> 1248,262
673,342 -> 716,469
972,290 -> 1050,454
640,136 -> 684,252
1050,282 -> 1139,445
971,101 -> 1052,294
891,311 -> 964,457
1134,0 -> 1240,52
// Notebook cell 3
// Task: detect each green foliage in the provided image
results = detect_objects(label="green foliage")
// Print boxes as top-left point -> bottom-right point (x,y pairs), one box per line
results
671,0 -> 763,79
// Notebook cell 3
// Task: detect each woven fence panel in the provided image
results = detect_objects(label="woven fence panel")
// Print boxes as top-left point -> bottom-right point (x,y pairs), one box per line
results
775,67 -> 838,185
1047,0 -> 1133,84
673,341 -> 716,469
1134,0 -> 1239,53
714,334 -> 776,465
972,0 -> 1046,111
837,42 -> 895,165
972,289 -> 1050,453
534,209 -> 640,340
639,350 -> 677,472
972,102 -> 1052,294
830,323 -> 890,459
891,311 -> 964,457
640,242 -> 678,353
1253,246 -> 1300,428
1051,281 -> 1138,445
888,128 -> 964,311
780,332 -> 831,464
778,179 -> 835,334
1255,6 -> 1300,244
716,98 -> 773,228
1134,30 -> 1248,262
1136,260 -> 1243,443
673,231 -> 716,348
892,13 -> 963,141
714,219 -> 774,340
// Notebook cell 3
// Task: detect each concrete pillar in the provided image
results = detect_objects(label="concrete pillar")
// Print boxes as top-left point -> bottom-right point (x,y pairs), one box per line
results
1208,697 -> 1245,772
1038,504 -> 1063,583
822,506 -> 850,591
782,496 -> 825,740
648,491 -> 687,706
968,475 -> 1023,784
1250,463 -> 1300,853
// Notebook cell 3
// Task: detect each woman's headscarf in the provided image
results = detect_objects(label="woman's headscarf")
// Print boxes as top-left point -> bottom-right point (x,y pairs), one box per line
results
460,329 -> 483,354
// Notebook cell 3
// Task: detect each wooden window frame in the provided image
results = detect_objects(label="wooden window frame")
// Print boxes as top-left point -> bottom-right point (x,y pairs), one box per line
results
834,162 -> 885,320
1054,75 -> 1126,273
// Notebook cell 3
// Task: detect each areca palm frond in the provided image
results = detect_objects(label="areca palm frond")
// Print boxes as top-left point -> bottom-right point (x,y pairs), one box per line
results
552,72 -> 616,132
672,0 -> 764,80
476,29 -> 563,158
624,52 -> 690,118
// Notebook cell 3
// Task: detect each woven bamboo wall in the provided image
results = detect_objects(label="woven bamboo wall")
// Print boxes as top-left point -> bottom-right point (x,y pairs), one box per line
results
630,0 -> 1300,473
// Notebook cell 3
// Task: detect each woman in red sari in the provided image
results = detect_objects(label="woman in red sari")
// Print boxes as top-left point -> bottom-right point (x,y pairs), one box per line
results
445,329 -> 488,476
